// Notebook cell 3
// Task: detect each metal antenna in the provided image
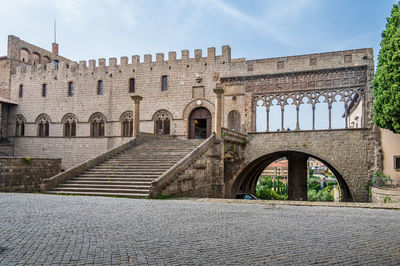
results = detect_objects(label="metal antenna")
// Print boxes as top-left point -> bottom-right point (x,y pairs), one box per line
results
54,18 -> 56,43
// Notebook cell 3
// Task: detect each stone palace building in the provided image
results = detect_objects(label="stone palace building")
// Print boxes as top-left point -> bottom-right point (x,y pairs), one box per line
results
0,35 -> 398,190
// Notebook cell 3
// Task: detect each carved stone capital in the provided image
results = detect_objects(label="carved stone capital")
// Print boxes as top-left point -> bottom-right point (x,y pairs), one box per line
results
213,88 -> 225,96
131,95 -> 143,103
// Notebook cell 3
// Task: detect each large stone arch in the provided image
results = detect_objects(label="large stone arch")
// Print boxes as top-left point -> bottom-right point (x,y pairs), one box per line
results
223,130 -> 376,202
229,149 -> 352,201
182,99 -> 214,138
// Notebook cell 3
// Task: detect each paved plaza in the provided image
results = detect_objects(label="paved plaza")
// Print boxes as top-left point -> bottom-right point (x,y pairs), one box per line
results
0,193 -> 399,265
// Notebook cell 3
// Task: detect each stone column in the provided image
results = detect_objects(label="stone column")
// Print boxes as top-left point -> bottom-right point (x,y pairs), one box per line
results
0,103 -> 3,137
213,88 -> 224,137
312,105 -> 316,130
296,106 -> 300,131
281,106 -> 285,131
328,104 -> 332,129
131,95 -> 143,137
266,108 -> 270,132
288,152 -> 309,200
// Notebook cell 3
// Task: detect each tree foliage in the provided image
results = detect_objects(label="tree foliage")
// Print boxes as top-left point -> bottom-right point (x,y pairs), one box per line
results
373,3 -> 400,133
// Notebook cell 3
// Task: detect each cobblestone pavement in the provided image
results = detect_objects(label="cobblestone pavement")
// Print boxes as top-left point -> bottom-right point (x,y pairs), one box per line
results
0,193 -> 399,265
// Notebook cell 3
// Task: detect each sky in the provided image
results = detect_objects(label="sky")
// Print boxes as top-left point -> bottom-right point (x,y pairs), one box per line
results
0,0 -> 398,131
0,0 -> 397,63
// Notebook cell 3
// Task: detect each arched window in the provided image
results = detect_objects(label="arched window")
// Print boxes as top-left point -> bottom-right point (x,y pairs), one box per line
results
89,113 -> 106,137
228,110 -> 241,132
36,114 -> 50,137
62,114 -> 77,137
153,110 -> 172,135
19,48 -> 29,63
15,115 -> 25,137
120,111 -> 133,137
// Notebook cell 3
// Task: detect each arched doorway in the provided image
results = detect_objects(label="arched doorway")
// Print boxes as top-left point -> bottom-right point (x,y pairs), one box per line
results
189,107 -> 212,139
230,150 -> 353,202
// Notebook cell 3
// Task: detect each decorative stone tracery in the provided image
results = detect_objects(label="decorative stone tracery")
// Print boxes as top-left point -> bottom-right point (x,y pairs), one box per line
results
62,113 -> 77,137
153,109 -> 172,135
120,111 -> 133,137
15,115 -> 25,137
36,113 -> 50,137
253,87 -> 363,131
89,112 -> 106,137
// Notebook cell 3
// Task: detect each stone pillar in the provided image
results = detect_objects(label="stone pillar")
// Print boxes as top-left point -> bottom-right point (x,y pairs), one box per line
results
0,103 -> 3,137
312,105 -> 316,130
288,152 -> 309,200
266,108 -> 270,132
213,88 -> 224,137
131,95 -> 143,137
328,104 -> 332,129
344,102 -> 348,129
296,106 -> 300,131
281,106 -> 285,131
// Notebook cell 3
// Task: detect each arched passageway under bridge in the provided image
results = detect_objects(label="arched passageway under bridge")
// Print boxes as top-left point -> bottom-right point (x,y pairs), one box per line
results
230,150 -> 352,201
224,129 -> 378,202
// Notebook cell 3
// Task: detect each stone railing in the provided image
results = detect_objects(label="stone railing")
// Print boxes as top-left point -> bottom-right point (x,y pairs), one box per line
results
371,186 -> 400,203
1,157 -> 61,192
40,133 -> 148,192
221,128 -> 247,144
149,133 -> 216,198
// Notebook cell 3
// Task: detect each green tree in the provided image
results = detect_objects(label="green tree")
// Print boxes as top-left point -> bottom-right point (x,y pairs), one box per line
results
373,3 -> 400,133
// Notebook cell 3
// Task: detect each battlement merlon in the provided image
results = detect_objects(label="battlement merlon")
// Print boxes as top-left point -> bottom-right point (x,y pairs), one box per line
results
11,44 -> 232,77
7,35 -> 74,65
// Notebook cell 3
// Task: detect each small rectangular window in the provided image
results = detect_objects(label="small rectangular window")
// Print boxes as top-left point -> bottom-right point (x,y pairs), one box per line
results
42,84 -> 47,97
395,156 -> 400,170
68,82 -> 73,96
161,75 -> 167,91
129,78 -> 135,93
19,84 -> 23,98
97,80 -> 103,95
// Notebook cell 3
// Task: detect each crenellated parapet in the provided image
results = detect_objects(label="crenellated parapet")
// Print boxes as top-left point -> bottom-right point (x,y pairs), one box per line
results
12,45 -> 232,81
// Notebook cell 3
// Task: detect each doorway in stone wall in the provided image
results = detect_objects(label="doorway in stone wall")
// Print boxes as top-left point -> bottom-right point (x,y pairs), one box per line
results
189,107 -> 212,139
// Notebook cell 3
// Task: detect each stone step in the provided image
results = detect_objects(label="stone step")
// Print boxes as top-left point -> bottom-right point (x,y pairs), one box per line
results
107,158 -> 181,161
46,136 -> 204,198
44,191 -> 148,198
66,180 -> 152,186
79,172 -> 160,178
95,164 -> 173,169
72,177 -> 156,182
59,184 -> 151,189
86,169 -> 166,174
114,153 -> 186,161
50,187 -> 149,194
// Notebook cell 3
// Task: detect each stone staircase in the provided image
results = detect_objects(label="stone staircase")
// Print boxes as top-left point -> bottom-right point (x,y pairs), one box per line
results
45,136 -> 203,198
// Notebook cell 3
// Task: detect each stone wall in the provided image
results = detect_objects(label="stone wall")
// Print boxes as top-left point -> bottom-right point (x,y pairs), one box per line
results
0,57 -> 11,99
150,134 -> 225,198
371,186 -> 400,203
11,136 -> 132,169
0,157 -> 61,192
